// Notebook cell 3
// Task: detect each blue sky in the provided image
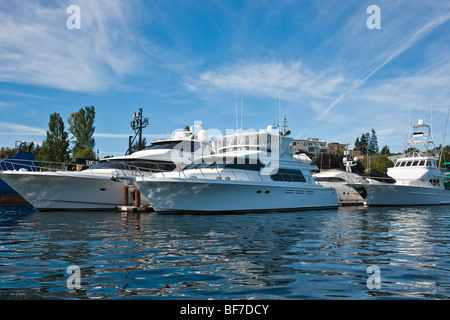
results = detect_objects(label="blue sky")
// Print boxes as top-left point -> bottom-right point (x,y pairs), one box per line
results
1,0 -> 450,157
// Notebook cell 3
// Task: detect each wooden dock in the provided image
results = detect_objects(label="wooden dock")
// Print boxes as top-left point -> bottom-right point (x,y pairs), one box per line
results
117,185 -> 154,213
116,205 -> 154,213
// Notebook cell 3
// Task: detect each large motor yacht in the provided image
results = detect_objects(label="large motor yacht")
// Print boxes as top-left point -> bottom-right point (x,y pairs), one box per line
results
350,119 -> 450,206
0,127 -> 212,210
124,125 -> 339,213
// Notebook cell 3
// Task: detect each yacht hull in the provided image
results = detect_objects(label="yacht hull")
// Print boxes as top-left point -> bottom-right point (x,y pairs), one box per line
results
317,182 -> 364,205
0,171 -> 140,210
133,178 -> 339,213
356,184 -> 450,206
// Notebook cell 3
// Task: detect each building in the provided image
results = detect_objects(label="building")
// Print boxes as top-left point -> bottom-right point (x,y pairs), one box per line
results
328,142 -> 348,155
292,138 -> 328,156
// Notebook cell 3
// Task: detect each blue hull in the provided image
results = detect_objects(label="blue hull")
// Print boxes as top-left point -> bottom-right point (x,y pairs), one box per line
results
0,150 -> 36,203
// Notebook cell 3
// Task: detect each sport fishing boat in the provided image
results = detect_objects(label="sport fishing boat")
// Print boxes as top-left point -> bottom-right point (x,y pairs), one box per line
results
350,119 -> 450,206
124,125 -> 339,213
0,127 -> 212,210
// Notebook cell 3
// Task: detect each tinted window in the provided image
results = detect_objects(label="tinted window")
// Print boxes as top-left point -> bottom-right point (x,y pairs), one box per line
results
186,158 -> 264,172
271,169 -> 306,182
145,142 -> 180,150
315,177 -> 346,182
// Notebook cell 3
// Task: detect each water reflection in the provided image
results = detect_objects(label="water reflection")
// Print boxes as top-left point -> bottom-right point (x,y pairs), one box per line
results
0,206 -> 448,299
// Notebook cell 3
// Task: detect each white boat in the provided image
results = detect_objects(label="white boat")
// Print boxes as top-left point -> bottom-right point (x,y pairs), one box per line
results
350,119 -> 450,206
314,170 -> 366,205
0,127 -> 212,211
125,126 -> 339,213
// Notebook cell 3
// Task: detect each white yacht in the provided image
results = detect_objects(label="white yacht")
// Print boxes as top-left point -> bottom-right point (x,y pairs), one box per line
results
0,127 -> 212,211
350,119 -> 450,206
314,170 -> 366,205
124,126 -> 339,213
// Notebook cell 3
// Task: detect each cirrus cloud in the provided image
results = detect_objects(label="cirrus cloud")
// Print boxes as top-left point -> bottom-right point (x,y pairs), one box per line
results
184,60 -> 346,102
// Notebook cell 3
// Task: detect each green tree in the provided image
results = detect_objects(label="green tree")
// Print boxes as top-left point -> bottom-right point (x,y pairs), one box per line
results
370,154 -> 394,173
67,106 -> 96,159
129,137 -> 148,154
369,128 -> 379,154
40,113 -> 70,163
380,145 -> 390,155
355,129 -> 379,155
359,133 -> 369,154
354,137 -> 361,151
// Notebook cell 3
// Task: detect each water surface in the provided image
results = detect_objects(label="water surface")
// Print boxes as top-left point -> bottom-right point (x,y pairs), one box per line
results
0,204 -> 448,299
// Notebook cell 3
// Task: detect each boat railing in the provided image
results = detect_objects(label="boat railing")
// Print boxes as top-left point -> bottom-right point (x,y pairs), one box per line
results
0,158 -> 66,172
170,163 -> 267,182
111,161 -> 180,180
0,159 -> 169,179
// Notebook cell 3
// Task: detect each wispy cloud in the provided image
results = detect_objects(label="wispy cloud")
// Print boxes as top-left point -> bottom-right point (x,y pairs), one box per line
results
184,60 -> 346,101
0,121 -> 46,136
0,0 -> 143,92
0,121 -> 150,141
93,133 -> 130,139
314,13 -> 450,123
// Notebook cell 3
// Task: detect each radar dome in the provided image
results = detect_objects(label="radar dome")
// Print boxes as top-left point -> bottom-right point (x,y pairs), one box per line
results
198,129 -> 208,141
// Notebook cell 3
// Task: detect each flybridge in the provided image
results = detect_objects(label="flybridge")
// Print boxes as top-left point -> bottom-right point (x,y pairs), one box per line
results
219,125 -> 293,156
404,119 -> 436,157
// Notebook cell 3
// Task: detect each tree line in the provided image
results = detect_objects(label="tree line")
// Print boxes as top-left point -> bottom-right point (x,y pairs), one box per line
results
38,106 -> 96,163
4,106 -> 97,164
0,105 -> 149,163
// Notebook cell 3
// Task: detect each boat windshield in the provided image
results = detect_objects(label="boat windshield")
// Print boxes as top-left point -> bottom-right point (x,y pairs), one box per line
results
144,140 -> 202,152
186,158 -> 265,172
271,169 -> 306,182
90,160 -> 176,172
314,177 -> 346,182
90,161 -> 126,170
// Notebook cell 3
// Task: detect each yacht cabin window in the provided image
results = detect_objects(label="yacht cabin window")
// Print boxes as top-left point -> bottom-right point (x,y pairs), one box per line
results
186,158 -> 265,172
270,169 -> 307,183
396,160 -> 428,167
145,141 -> 202,152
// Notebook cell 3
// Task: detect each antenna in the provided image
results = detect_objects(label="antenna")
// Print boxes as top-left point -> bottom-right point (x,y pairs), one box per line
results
430,101 -> 433,134
241,96 -> 243,130
235,98 -> 238,130
278,92 -> 281,127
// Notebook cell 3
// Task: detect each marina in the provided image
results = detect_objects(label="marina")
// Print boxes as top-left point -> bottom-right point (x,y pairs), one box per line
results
1,1 -> 450,304
0,123 -> 449,300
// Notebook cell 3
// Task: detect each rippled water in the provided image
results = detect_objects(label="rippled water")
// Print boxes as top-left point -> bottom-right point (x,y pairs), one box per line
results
0,204 -> 448,300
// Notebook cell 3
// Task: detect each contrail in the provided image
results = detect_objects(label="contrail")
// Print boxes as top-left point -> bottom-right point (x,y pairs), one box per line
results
297,13 -> 450,138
